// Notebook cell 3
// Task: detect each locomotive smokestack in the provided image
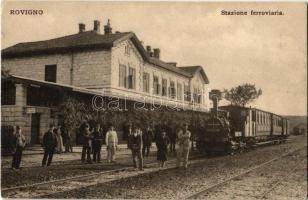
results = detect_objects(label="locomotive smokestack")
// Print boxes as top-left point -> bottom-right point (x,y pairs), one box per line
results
209,89 -> 222,117
213,97 -> 219,116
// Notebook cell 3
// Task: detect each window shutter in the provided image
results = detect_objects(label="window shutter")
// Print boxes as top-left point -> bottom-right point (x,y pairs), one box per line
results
167,87 -> 170,97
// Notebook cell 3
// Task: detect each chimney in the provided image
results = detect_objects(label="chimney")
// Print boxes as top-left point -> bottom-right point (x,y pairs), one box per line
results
146,46 -> 153,57
209,89 -> 222,117
167,62 -> 177,67
104,19 -> 112,34
79,23 -> 85,33
153,48 -> 160,59
93,20 -> 100,33
146,45 -> 151,52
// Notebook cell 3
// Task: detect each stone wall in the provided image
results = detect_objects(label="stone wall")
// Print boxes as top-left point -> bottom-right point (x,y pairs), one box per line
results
109,40 -> 209,112
1,84 -> 55,144
2,54 -> 72,85
2,50 -> 111,89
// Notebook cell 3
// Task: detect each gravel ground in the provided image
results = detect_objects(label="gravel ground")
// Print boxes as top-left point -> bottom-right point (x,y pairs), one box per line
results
1,146 -> 135,169
195,147 -> 307,200
1,148 -> 158,188
41,136 -> 306,199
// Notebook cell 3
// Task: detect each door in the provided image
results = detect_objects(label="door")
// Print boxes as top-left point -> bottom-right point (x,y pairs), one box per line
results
30,113 -> 40,145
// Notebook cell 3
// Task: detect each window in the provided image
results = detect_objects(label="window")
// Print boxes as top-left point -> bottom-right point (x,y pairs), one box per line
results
45,65 -> 57,82
184,84 -> 190,101
125,45 -> 130,55
119,65 -> 127,88
193,88 -> 201,103
162,79 -> 168,96
153,76 -> 160,95
128,67 -> 136,89
197,88 -> 202,103
177,83 -> 182,100
169,81 -> 176,99
1,82 -> 16,105
143,73 -> 150,93
252,110 -> 256,122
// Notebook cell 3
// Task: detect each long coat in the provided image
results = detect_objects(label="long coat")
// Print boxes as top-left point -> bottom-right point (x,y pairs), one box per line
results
142,130 -> 153,147
92,130 -> 104,150
43,130 -> 58,150
128,134 -> 142,150
156,135 -> 170,161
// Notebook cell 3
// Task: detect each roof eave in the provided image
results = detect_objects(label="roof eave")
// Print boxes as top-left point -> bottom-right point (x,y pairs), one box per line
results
1,43 -> 113,59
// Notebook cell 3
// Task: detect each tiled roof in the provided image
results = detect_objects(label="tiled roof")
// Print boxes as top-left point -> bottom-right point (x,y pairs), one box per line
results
2,30 -> 207,79
178,66 -> 200,74
2,31 -> 132,57
178,66 -> 209,84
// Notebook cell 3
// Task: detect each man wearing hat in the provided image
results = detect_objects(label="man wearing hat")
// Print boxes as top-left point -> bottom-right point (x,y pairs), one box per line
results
42,124 -> 58,167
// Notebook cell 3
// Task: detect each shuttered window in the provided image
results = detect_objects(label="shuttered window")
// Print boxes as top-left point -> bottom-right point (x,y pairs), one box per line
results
177,83 -> 182,100
128,67 -> 136,89
169,81 -> 176,99
184,84 -> 190,101
193,88 -> 202,103
45,65 -> 57,82
119,65 -> 127,88
162,79 -> 167,96
153,76 -> 160,95
143,72 -> 150,93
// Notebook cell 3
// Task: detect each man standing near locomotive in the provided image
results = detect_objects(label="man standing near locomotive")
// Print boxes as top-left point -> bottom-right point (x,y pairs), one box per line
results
176,123 -> 191,169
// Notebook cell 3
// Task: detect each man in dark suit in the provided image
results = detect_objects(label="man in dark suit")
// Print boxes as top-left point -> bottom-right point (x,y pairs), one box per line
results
42,124 -> 58,167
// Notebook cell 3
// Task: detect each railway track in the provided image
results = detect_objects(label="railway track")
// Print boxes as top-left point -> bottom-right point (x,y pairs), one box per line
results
2,154 -> 204,198
2,139 -> 303,198
185,146 -> 306,199
260,159 -> 307,199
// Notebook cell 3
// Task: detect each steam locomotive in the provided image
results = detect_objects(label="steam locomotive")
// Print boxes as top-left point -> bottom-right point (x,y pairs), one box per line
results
196,90 -> 290,154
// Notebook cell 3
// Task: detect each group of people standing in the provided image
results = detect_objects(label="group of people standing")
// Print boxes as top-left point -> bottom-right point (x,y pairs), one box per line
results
41,124 -> 74,167
155,123 -> 192,169
80,122 -> 118,164
126,123 -> 192,170
10,121 -> 192,171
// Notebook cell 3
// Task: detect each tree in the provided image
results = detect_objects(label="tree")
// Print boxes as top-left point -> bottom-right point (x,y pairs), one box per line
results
59,97 -> 91,134
223,83 -> 262,107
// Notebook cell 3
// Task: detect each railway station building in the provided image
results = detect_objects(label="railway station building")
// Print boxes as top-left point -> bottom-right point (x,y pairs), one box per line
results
1,20 -> 210,145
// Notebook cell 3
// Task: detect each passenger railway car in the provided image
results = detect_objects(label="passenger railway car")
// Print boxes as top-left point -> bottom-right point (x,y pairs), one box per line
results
197,104 -> 290,154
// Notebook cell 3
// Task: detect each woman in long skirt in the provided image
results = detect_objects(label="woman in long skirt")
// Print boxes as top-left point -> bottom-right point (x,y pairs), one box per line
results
55,126 -> 64,153
156,130 -> 170,168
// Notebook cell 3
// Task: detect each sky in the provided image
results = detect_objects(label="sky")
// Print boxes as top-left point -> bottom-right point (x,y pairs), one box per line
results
1,2 -> 307,116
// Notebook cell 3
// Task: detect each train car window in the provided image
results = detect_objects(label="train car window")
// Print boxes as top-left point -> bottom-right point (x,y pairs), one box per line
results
258,112 -> 261,124
265,113 -> 267,124
252,110 -> 256,121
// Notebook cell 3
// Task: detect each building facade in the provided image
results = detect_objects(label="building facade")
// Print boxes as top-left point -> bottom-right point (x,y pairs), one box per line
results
1,20 -> 210,144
